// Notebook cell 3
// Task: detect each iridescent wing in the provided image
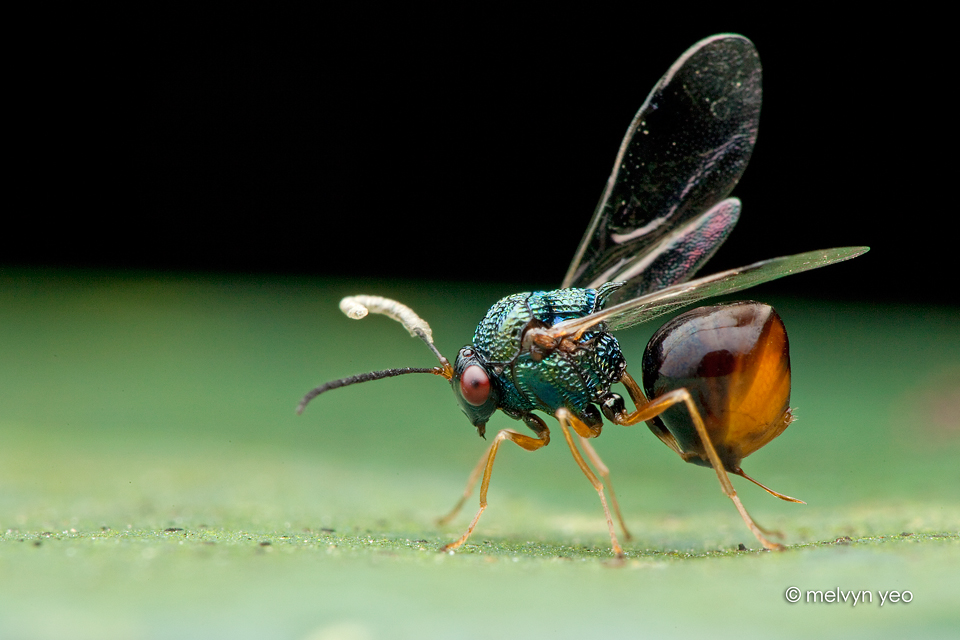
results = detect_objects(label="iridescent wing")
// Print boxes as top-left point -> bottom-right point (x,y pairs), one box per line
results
547,247 -> 869,340
562,34 -> 762,305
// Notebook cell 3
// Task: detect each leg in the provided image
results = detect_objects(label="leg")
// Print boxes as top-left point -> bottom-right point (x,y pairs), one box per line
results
578,436 -> 632,540
440,425 -> 550,552
556,408 -> 625,559
436,442 -> 493,526
615,372 -> 785,551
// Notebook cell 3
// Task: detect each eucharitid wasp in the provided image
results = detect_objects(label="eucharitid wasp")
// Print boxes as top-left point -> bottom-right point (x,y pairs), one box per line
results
298,34 -> 869,557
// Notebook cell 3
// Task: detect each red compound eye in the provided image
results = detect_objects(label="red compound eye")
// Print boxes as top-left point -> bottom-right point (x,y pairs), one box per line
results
459,365 -> 490,406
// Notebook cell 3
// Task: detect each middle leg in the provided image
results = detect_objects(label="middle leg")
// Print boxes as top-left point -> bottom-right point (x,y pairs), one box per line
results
556,408 -> 625,559
578,436 -> 632,541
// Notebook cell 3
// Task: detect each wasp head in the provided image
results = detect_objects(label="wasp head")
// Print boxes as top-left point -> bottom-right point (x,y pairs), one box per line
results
451,346 -> 500,438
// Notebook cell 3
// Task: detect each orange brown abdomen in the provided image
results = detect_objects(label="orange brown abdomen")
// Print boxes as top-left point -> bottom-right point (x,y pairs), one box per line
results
641,301 -> 793,472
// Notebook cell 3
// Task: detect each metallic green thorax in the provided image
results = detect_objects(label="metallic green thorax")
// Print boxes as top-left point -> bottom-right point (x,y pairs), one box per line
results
470,283 -> 627,423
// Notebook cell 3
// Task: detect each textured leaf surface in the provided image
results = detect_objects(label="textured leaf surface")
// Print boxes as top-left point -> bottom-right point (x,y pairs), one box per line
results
1,270 -> 957,639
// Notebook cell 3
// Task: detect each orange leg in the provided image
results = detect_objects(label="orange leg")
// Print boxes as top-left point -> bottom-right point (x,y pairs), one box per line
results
578,436 -> 632,541
615,371 -> 785,551
437,442 -> 493,526
556,408 -> 625,559
440,427 -> 550,553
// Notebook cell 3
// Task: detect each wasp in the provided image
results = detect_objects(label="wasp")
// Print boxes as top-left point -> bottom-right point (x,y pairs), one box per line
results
298,34 -> 868,557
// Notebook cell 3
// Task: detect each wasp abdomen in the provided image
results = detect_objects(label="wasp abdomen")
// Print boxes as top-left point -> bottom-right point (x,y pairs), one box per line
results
641,301 -> 793,471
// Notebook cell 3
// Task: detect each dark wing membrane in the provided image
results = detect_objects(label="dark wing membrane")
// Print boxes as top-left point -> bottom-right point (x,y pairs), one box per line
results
562,34 -> 761,295
550,247 -> 870,338
598,198 -> 740,305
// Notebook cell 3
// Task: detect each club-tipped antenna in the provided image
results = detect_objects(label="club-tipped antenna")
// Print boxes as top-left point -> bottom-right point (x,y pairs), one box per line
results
297,295 -> 454,415
339,295 -> 452,372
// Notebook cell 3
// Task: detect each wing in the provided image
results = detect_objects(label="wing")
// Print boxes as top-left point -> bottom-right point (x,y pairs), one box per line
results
549,247 -> 869,339
562,34 -> 762,303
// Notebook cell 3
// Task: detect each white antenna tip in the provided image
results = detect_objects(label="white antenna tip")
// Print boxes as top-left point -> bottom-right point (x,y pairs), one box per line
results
340,297 -> 370,320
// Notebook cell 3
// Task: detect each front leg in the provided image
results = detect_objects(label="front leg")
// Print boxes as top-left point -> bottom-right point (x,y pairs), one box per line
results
441,415 -> 550,553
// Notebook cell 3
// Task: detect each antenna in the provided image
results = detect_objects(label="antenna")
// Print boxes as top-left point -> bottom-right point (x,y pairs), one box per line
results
297,295 -> 453,414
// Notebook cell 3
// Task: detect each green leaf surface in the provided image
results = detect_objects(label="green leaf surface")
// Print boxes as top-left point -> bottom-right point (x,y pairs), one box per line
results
1,269 -> 958,639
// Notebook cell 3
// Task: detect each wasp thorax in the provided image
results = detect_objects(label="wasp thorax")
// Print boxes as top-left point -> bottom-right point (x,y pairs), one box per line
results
641,301 -> 793,472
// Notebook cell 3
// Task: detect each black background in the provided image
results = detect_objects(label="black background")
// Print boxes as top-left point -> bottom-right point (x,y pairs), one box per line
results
10,9 -> 954,304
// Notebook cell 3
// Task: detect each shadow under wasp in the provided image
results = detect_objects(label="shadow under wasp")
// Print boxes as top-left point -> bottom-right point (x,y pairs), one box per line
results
298,34 -> 868,558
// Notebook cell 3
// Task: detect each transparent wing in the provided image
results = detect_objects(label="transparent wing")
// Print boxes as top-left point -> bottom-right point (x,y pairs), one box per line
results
596,198 -> 741,306
562,34 -> 762,300
549,247 -> 869,339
